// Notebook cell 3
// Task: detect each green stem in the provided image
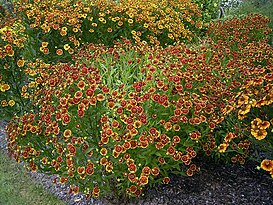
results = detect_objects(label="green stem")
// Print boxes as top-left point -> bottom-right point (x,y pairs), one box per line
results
10,66 -> 25,109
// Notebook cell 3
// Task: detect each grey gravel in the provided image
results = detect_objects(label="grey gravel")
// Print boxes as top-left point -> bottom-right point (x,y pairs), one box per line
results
1,121 -> 273,205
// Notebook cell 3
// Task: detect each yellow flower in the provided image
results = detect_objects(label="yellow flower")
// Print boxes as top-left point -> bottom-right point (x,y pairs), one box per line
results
98,17 -> 105,22
128,19 -> 133,24
8,100 -> 15,107
158,24 -> 164,29
117,21 -> 123,26
0,26 -> 9,34
238,104 -> 251,115
28,82 -> 35,88
251,118 -> 270,129
218,143 -> 228,153
64,44 -> 70,51
68,48 -> 74,54
251,129 -> 267,140
4,64 -> 9,69
72,28 -> 79,33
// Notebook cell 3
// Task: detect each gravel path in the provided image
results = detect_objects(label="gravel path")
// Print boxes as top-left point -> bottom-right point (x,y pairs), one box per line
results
1,121 -> 272,205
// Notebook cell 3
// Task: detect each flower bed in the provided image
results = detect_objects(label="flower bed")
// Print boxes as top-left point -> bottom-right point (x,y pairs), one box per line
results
1,0 -> 273,202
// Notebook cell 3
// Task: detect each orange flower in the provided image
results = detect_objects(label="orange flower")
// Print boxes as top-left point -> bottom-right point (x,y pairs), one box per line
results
190,164 -> 197,171
77,80 -> 85,90
167,146 -> 175,155
93,186 -> 100,195
106,163 -> 113,172
134,189 -> 142,197
17,59 -> 25,67
164,122 -> 172,131
260,159 -> 273,171
114,145 -> 123,153
129,185 -> 138,193
77,166 -> 85,175
62,113 -> 71,124
72,186 -> 79,195
100,157 -> 108,166
186,168 -> 193,176
237,94 -> 249,106
86,167 -> 94,175
59,177 -> 67,185
97,93 -> 105,101
134,120 -> 142,128
87,150 -> 93,157
63,129 -> 72,138
162,177 -> 170,184
43,47 -> 49,54
41,42 -> 48,47
142,166 -> 151,176
56,49 -> 63,55
128,163 -> 137,173
5,44 -> 12,51
173,135 -> 180,143
224,132 -> 234,142
85,88 -> 94,97
139,175 -> 148,185
100,148 -> 107,156
128,173 -> 136,182
151,167 -> 160,176
60,30 -> 67,36
259,121 -> 271,129
173,124 -> 180,131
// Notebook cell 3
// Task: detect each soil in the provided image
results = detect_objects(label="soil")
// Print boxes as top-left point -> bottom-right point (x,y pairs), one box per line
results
1,121 -> 272,205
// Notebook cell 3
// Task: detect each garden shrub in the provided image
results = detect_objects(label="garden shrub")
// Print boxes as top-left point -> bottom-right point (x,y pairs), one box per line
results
3,0 -> 273,202
13,0 -> 210,65
7,13 -> 273,199
0,11 -> 33,120
206,13 -> 273,171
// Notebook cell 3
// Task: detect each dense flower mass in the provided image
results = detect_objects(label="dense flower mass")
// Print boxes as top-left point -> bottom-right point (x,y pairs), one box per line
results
13,0 -> 207,57
1,0 -> 273,201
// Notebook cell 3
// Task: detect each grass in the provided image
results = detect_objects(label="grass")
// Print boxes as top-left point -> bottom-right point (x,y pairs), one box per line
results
0,150 -> 67,205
